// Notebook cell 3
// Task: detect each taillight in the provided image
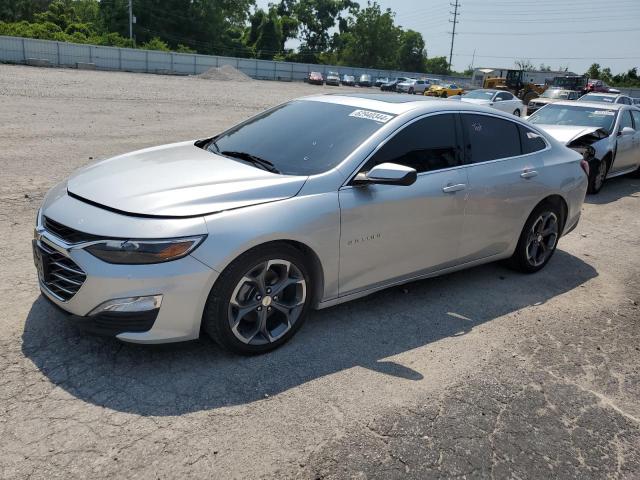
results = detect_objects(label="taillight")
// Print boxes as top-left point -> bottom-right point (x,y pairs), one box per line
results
580,159 -> 590,176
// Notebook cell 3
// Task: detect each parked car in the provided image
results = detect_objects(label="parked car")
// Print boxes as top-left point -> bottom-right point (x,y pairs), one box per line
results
396,79 -> 417,93
461,89 -> 525,117
528,101 -> 640,193
380,77 -> 408,92
585,79 -> 611,93
425,83 -> 464,98
577,92 -> 634,105
326,71 -> 340,86
35,94 -> 587,354
358,74 -> 373,87
308,71 -> 324,85
526,89 -> 581,116
375,77 -> 389,87
342,74 -> 356,86
633,98 -> 640,106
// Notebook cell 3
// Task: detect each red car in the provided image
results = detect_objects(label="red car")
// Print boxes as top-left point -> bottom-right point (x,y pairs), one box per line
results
586,79 -> 614,93
308,71 -> 324,85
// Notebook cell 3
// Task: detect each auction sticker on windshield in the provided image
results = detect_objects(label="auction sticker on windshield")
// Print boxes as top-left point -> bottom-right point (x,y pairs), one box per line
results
593,110 -> 615,116
349,110 -> 394,123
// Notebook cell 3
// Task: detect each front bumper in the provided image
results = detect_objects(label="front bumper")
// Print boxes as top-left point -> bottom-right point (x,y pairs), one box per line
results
34,213 -> 218,344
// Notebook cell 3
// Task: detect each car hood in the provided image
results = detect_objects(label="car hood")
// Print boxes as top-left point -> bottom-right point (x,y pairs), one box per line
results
534,125 -> 606,145
66,141 -> 307,217
530,98 -> 560,105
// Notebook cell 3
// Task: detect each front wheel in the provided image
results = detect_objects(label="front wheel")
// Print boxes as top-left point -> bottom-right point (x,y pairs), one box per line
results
588,158 -> 608,194
408,88 -> 414,94
202,244 -> 312,355
441,92 -> 448,98
509,202 -> 562,273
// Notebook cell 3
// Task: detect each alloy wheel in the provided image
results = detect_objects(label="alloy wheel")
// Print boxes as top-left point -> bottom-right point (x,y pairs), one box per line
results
594,161 -> 607,191
228,259 -> 306,345
525,212 -> 559,267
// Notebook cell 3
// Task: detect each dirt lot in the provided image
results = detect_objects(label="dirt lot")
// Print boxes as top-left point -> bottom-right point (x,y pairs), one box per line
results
0,64 -> 639,479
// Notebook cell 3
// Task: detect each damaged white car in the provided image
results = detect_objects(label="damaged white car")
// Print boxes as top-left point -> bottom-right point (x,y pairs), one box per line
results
528,102 -> 640,193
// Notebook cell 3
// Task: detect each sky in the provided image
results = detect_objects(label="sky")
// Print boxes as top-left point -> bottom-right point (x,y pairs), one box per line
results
255,0 -> 640,74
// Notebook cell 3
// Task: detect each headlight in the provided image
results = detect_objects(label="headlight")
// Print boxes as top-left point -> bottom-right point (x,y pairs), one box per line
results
85,236 -> 206,264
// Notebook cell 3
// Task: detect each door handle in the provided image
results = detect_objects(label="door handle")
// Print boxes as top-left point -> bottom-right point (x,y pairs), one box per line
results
442,183 -> 467,193
520,170 -> 538,179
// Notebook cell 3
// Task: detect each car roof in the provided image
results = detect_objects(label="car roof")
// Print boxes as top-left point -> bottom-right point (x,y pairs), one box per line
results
552,100 -> 626,110
302,93 -> 521,116
582,92 -> 621,97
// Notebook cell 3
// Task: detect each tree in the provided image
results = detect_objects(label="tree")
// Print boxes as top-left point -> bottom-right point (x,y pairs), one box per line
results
246,8 -> 283,59
397,29 -> 425,72
337,2 -> 400,69
515,58 -> 534,71
586,63 -> 601,79
424,56 -> 449,75
0,0 -> 51,23
294,0 -> 356,54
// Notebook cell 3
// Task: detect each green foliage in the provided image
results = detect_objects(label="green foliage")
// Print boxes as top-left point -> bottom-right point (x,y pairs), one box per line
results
397,30 -> 425,72
141,37 -> 170,52
424,56 -> 450,75
585,63 -> 640,87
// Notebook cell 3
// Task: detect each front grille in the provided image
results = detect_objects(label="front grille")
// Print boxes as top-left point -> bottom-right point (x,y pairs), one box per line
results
36,241 -> 86,301
43,216 -> 101,244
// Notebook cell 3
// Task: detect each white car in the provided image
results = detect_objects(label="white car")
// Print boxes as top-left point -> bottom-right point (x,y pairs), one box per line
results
577,93 -> 635,106
461,89 -> 525,117
396,79 -> 429,94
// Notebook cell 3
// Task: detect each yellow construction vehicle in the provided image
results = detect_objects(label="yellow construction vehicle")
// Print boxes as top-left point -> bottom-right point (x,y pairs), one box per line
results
483,69 -> 546,104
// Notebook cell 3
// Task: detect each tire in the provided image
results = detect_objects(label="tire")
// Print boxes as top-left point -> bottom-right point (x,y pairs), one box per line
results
509,201 -> 563,273
409,88 -> 414,94
513,109 -> 521,117
587,158 -> 609,194
202,244 -> 312,355
630,164 -> 640,178
441,92 -> 448,98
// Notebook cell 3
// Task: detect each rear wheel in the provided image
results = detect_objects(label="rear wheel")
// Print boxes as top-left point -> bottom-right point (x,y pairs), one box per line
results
441,92 -> 448,98
202,244 -> 312,355
509,201 -> 562,273
513,109 -> 521,117
588,158 -> 608,194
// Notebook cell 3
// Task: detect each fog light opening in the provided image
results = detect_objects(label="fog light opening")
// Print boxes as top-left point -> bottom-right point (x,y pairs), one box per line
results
89,295 -> 163,316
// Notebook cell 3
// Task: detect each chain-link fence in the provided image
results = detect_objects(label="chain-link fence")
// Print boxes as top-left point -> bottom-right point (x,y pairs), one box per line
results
0,35 -> 472,86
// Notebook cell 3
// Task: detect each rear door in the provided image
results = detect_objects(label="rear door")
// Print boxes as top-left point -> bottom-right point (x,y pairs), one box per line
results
338,113 -> 468,295
630,110 -> 640,169
459,113 -> 548,262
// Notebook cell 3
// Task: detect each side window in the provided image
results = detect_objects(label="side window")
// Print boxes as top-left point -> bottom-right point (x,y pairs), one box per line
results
519,125 -> 547,154
620,110 -> 634,129
368,114 -> 461,173
631,110 -> 640,129
461,114 -> 521,163
496,92 -> 512,101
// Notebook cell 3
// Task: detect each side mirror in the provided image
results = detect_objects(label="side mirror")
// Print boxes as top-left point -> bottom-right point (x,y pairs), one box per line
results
619,126 -> 635,136
354,162 -> 417,186
494,97 -> 502,102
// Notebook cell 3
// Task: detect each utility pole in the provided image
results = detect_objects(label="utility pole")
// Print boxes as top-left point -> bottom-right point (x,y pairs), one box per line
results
448,0 -> 460,71
128,0 -> 133,41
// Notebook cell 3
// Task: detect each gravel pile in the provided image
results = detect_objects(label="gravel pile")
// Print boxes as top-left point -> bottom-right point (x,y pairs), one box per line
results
197,64 -> 252,82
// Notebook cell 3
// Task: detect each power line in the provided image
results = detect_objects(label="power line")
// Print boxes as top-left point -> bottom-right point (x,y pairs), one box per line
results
448,0 -> 460,70
456,28 -> 639,36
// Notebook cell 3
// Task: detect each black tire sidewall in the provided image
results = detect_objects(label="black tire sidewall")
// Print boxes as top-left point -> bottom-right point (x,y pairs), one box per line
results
202,244 -> 313,355
588,159 -> 608,194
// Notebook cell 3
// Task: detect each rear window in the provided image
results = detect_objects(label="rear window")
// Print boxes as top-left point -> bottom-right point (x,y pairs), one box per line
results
208,100 -> 394,176
461,114 -> 521,163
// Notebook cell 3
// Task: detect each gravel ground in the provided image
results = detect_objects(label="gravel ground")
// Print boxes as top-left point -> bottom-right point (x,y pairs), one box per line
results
0,64 -> 639,479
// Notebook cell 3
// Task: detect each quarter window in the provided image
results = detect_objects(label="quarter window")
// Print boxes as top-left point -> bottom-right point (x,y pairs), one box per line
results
367,114 -> 461,173
461,114 -> 521,163
631,110 -> 640,128
519,125 -> 547,154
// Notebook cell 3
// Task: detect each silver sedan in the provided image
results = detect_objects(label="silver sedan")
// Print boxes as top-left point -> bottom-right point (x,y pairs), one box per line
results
528,101 -> 640,193
35,94 -> 588,354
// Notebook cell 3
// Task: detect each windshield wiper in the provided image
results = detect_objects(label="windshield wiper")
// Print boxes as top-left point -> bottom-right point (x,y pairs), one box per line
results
220,151 -> 280,174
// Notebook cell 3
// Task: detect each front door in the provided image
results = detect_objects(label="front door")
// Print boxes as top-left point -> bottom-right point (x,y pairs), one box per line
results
338,113 -> 468,296
612,109 -> 639,173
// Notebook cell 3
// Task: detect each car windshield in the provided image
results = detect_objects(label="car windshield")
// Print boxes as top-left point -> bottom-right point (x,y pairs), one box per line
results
208,100 -> 393,176
579,94 -> 616,103
463,90 -> 495,100
541,89 -> 571,99
528,104 -> 617,134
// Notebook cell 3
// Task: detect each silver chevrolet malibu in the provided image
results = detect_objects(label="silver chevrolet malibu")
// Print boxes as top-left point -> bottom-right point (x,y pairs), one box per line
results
34,93 -> 588,354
